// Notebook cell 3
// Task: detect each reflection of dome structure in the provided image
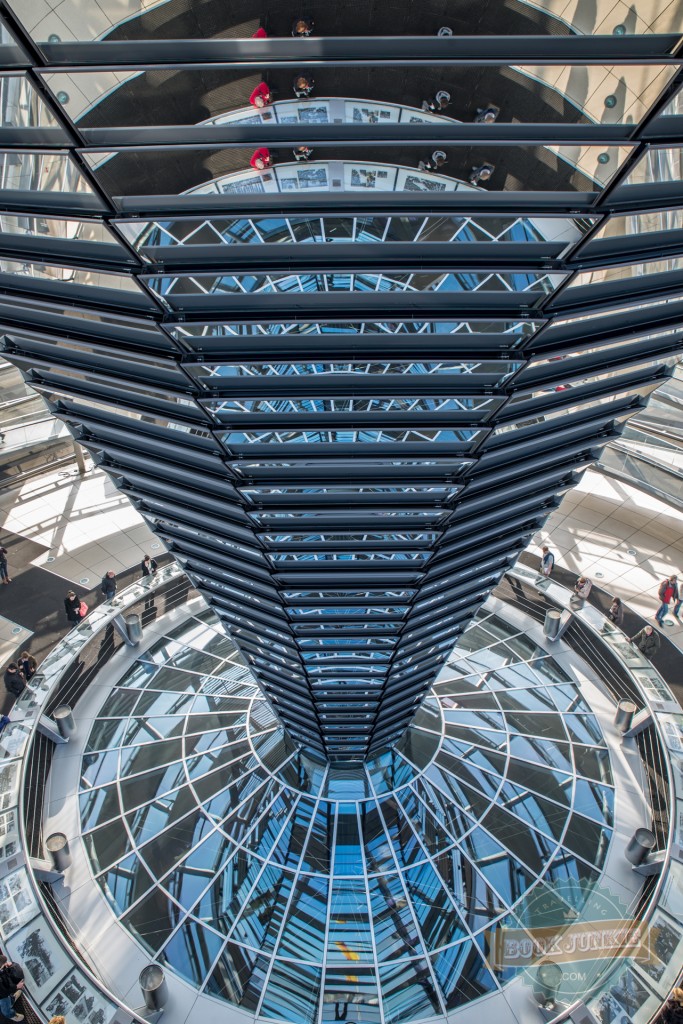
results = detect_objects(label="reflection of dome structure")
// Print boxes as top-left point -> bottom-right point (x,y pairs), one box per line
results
1,4 -> 683,1024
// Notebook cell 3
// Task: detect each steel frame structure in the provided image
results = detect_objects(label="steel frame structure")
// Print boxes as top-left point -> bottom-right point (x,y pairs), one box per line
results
1,4 -> 683,760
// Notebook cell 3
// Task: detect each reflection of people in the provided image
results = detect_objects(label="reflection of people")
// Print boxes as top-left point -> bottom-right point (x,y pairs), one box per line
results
418,150 -> 447,173
293,145 -> 314,161
250,147 -> 272,171
293,74 -> 314,98
252,26 -> 267,38
422,90 -> 450,114
474,104 -> 500,123
469,162 -> 495,185
292,16 -> 314,36
249,81 -> 272,109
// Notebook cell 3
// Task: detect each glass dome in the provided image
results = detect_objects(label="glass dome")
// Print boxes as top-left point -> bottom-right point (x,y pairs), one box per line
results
80,608 -> 614,1023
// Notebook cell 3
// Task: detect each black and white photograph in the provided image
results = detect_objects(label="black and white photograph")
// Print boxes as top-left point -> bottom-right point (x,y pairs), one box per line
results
44,970 -> 115,1024
0,762 -> 19,812
610,967 -> 652,1015
0,868 -> 39,938
10,919 -> 71,1000
593,991 -> 633,1024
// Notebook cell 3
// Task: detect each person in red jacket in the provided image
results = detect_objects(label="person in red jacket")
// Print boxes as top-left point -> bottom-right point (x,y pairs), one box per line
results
250,148 -> 272,170
252,26 -> 267,38
656,574 -> 678,625
249,81 -> 272,108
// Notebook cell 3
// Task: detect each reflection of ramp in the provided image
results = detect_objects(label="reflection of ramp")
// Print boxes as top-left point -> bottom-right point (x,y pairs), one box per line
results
0,359 -> 73,490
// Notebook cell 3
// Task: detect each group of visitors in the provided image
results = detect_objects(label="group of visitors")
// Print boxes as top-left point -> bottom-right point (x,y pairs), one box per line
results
2,555 -> 158,704
538,544 -> 664,660
64,555 -> 157,625
3,652 -> 36,700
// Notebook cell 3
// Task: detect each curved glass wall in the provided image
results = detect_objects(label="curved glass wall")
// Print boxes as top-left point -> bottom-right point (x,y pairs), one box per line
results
81,608 -> 614,1023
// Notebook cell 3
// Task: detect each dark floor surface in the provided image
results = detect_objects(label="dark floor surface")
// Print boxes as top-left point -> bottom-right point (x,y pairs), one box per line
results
106,0 -> 572,41
0,525 -> 172,716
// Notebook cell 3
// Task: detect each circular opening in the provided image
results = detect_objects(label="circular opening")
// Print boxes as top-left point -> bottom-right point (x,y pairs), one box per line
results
139,965 -> 165,991
46,832 -> 67,852
635,827 -> 656,850
53,705 -> 72,720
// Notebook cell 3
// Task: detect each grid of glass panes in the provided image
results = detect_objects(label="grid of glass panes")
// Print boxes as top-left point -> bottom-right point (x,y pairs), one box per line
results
80,608 -> 614,1024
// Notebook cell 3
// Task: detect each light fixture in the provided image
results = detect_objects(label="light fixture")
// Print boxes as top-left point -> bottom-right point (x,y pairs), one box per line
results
47,33 -> 61,43
604,95 -> 617,109
597,152 -> 611,165
613,23 -> 626,35
57,91 -> 69,104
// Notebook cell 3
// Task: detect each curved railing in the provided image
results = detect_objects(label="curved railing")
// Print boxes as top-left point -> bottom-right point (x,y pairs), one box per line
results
0,560 -> 680,1024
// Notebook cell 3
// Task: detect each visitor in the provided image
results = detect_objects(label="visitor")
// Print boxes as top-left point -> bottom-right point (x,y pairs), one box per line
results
140,554 -> 158,578
469,162 -> 494,185
101,570 -> 117,601
655,574 -> 678,626
17,651 -> 37,681
250,147 -> 272,171
573,576 -> 592,600
418,150 -> 447,173
0,544 -> 11,584
629,624 -> 660,659
422,90 -> 451,114
474,104 -> 500,123
293,145 -> 314,161
249,81 -> 272,109
674,588 -> 683,620
64,589 -> 83,624
292,16 -> 314,36
3,663 -> 25,700
539,545 -> 554,577
252,26 -> 267,38
0,956 -> 24,1021
293,74 -> 314,98
607,597 -> 624,628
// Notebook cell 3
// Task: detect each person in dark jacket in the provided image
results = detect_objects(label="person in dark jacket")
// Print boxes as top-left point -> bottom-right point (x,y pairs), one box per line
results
17,652 -> 36,681
3,663 -> 24,699
101,570 -> 117,600
608,597 -> 624,628
140,555 -> 157,578
64,590 -> 82,624
0,957 -> 25,1021
0,545 -> 11,584
629,625 -> 660,659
